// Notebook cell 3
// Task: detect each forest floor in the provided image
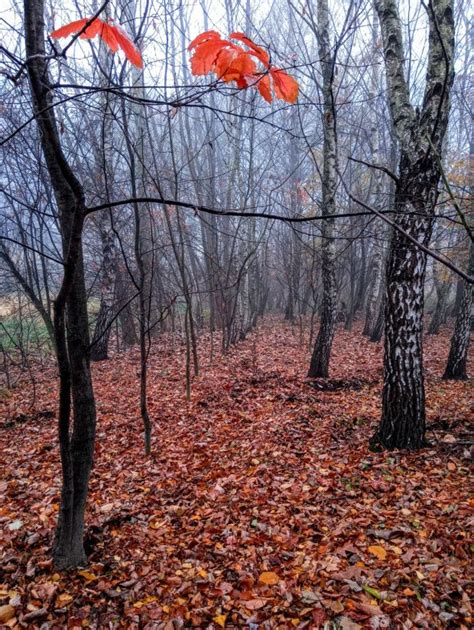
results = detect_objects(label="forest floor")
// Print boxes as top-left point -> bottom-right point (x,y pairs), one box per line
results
0,321 -> 472,629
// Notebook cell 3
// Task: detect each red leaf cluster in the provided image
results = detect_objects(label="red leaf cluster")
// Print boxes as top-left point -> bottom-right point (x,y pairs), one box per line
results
50,17 -> 143,69
188,31 -> 299,104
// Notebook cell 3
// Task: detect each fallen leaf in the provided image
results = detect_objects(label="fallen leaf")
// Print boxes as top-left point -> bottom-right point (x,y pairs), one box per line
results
368,545 -> 387,560
244,598 -> 267,610
258,571 -> 279,585
55,593 -> 73,607
0,605 -> 15,624
213,614 -> 227,627
362,585 -> 382,600
77,570 -> 97,582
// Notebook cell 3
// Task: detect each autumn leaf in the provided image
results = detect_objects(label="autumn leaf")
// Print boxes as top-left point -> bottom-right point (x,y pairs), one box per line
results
77,570 -> 97,582
229,32 -> 270,66
55,593 -> 73,607
270,68 -> 299,104
362,585 -> 382,600
213,613 -> 227,627
244,598 -> 267,610
50,16 -> 143,68
258,571 -> 279,585
133,595 -> 157,608
368,545 -> 387,560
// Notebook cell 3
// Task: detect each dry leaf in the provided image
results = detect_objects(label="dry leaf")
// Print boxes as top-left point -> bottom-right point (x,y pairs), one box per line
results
213,614 -> 227,627
368,545 -> 387,560
258,571 -> 279,585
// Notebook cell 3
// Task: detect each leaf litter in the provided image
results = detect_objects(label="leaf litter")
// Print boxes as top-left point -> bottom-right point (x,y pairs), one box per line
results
0,321 -> 472,628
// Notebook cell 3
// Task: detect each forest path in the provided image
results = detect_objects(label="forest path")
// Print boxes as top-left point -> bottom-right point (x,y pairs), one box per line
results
0,321 -> 471,628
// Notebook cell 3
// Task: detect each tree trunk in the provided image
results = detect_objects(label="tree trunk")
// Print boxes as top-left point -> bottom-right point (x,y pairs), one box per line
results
370,293 -> 385,343
307,0 -> 337,378
427,270 -> 450,335
374,187 -> 432,449
24,0 -> 96,567
372,0 -> 454,449
443,241 -> 473,379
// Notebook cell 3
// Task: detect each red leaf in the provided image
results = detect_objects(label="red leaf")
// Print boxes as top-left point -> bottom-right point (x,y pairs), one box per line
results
229,32 -> 270,67
188,30 -> 221,51
78,19 -> 103,40
50,16 -> 143,69
190,39 -> 228,75
113,26 -> 144,69
50,17 -> 90,39
256,73 -> 272,103
100,23 -> 120,53
270,68 -> 298,103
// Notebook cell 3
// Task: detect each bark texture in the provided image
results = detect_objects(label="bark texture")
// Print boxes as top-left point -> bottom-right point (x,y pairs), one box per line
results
25,0 -> 96,567
308,0 -> 337,378
373,0 -> 455,449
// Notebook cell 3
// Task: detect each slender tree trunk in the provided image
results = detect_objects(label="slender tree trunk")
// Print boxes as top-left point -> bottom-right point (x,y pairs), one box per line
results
363,10 -> 384,337
427,267 -> 450,335
443,240 -> 473,379
90,222 -> 116,360
308,0 -> 337,378
116,268 -> 138,348
90,28 -> 117,362
25,0 -> 96,567
370,293 -> 385,343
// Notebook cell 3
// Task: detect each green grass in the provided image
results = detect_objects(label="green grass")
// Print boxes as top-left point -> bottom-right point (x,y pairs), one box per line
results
0,314 -> 52,352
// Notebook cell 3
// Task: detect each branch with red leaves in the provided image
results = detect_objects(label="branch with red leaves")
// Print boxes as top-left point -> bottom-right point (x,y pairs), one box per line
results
50,16 -> 143,69
188,31 -> 299,104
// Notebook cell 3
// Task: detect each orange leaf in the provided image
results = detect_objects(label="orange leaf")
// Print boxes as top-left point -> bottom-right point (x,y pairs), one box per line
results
188,30 -> 298,105
188,30 -> 221,51
113,25 -> 143,68
256,74 -> 272,103
50,18 -> 89,39
213,614 -> 227,628
100,23 -> 120,53
258,571 -> 279,585
229,32 -> 270,66
78,19 -> 103,40
270,68 -> 298,104
50,16 -> 143,69
368,545 -> 387,560
190,40 -> 228,75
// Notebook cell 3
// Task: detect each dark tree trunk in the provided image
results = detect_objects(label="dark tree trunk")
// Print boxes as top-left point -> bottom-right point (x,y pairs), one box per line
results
443,241 -> 473,380
116,269 -> 138,349
25,0 -> 96,568
90,298 -> 111,361
427,267 -> 450,335
369,293 -> 385,343
53,248 -> 96,568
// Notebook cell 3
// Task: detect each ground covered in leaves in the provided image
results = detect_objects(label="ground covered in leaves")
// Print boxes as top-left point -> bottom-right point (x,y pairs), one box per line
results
0,322 -> 472,629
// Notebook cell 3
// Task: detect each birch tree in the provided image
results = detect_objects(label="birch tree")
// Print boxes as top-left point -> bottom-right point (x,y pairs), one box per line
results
372,0 -> 455,449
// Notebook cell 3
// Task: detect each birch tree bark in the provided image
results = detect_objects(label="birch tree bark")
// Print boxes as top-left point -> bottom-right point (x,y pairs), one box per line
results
372,0 -> 455,449
90,24 -> 118,361
307,0 -> 337,378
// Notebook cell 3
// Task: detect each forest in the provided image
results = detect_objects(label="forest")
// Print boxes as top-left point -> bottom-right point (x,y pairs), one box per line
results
0,0 -> 472,627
